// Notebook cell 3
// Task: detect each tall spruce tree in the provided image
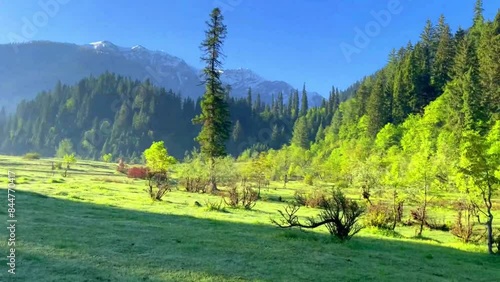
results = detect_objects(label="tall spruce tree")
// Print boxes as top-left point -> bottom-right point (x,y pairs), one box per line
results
432,15 -> 455,93
300,83 -> 308,116
192,8 -> 231,192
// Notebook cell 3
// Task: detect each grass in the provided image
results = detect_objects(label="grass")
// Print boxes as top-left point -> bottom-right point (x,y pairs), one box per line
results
0,155 -> 499,281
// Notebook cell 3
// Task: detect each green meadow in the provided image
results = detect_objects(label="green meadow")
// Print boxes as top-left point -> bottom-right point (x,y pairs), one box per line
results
0,155 -> 499,281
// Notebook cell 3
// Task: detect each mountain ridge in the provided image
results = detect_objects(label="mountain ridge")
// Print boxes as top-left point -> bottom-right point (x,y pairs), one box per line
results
0,40 -> 324,110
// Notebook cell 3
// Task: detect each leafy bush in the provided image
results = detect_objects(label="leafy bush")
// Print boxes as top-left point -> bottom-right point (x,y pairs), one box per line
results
306,189 -> 328,208
293,189 -> 327,208
494,230 -> 500,254
102,153 -> 113,163
304,174 -> 314,185
127,166 -> 149,179
23,152 -> 41,160
294,190 -> 307,206
55,162 -> 63,170
365,203 -> 393,229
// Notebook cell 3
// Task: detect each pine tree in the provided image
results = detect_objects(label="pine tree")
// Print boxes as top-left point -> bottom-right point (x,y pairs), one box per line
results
291,89 -> 299,120
367,71 -> 392,136
300,83 -> 308,116
291,117 -> 309,149
315,123 -> 325,142
232,120 -> 242,141
432,15 -> 455,93
254,93 -> 262,112
277,92 -> 284,116
478,13 -> 500,119
246,87 -> 252,107
192,8 -> 231,192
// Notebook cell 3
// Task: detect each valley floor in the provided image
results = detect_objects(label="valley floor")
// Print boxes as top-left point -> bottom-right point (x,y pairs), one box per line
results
0,156 -> 499,281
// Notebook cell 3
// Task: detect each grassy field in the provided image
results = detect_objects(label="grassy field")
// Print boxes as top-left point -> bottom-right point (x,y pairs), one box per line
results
0,155 -> 499,281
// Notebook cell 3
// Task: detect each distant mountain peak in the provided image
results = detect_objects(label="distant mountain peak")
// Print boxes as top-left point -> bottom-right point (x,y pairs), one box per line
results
87,40 -> 128,53
131,45 -> 147,51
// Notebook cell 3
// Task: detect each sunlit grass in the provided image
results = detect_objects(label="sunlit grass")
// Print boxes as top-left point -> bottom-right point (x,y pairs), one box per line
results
0,155 -> 499,281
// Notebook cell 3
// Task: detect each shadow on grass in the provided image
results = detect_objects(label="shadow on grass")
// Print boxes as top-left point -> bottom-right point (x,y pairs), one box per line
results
1,190 -> 499,282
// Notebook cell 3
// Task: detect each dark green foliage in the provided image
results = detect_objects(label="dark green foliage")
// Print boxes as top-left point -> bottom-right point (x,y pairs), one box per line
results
0,72 -> 323,160
193,8 -> 231,162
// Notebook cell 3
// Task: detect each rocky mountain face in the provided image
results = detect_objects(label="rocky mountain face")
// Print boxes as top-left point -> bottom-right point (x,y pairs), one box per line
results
0,41 -> 324,111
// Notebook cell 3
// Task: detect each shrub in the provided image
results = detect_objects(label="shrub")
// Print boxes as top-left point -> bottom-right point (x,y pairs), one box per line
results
55,162 -> 63,170
294,190 -> 307,206
451,200 -> 480,243
426,218 -> 451,231
224,185 -> 258,210
102,153 -> 113,163
146,171 -> 174,201
294,189 -> 327,208
23,152 -> 41,160
117,158 -> 127,174
205,199 -> 227,212
304,174 -> 314,186
494,230 -> 500,254
306,189 -> 328,208
183,177 -> 208,193
365,203 -> 393,229
127,166 -> 149,179
272,189 -> 365,241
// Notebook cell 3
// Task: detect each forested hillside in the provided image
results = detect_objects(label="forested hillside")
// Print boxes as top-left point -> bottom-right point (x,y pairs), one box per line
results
258,4 -> 499,253
0,72 -> 351,160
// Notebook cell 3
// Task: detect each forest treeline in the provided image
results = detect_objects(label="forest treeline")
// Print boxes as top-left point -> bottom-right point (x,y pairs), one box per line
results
0,72 -> 354,160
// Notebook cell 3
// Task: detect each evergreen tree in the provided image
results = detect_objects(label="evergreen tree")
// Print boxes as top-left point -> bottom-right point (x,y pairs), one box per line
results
432,15 -> 455,93
192,8 -> 231,192
254,93 -> 262,112
315,123 -> 325,142
291,117 -> 309,149
246,87 -> 252,107
300,84 -> 308,116
367,71 -> 392,136
277,92 -> 284,116
291,89 -> 299,119
232,120 -> 242,141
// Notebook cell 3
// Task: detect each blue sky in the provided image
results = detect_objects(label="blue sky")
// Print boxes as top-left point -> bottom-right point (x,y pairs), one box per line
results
0,0 -> 498,96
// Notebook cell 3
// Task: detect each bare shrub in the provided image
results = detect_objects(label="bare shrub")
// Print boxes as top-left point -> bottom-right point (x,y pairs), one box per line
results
205,199 -> 226,212
183,177 -> 208,193
224,185 -> 258,210
272,189 -> 365,241
117,158 -> 127,174
451,200 -> 480,243
146,171 -> 173,201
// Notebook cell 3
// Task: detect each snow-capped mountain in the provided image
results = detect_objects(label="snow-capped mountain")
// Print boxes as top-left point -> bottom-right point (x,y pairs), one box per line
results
0,40 -> 324,111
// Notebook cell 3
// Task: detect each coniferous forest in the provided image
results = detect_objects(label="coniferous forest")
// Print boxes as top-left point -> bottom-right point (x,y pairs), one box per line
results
0,73 -> 351,160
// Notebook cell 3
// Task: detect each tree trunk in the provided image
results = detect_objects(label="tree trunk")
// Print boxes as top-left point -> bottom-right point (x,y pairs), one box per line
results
486,214 -> 494,254
418,183 -> 428,237
207,157 -> 218,193
392,190 -> 397,231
